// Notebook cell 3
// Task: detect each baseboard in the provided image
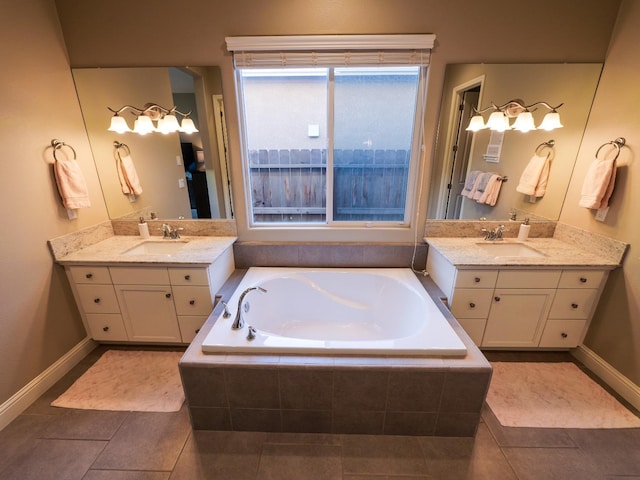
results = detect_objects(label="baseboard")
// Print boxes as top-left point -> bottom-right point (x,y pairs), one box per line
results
0,337 -> 96,431
572,344 -> 640,412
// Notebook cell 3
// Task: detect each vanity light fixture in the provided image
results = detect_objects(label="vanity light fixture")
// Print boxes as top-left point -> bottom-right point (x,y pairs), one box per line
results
466,99 -> 563,133
107,103 -> 199,135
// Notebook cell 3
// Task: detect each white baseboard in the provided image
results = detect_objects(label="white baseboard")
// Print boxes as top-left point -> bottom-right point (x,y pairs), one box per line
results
0,337 -> 96,431
573,344 -> 640,412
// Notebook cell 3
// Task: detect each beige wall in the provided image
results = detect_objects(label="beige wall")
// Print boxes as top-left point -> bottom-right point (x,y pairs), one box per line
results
0,0 -> 109,406
559,0 -> 640,384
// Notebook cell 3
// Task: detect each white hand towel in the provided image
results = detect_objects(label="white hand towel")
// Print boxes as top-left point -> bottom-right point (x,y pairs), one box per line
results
53,158 -> 91,209
516,154 -> 550,197
579,158 -> 617,209
117,154 -> 143,196
461,170 -> 481,198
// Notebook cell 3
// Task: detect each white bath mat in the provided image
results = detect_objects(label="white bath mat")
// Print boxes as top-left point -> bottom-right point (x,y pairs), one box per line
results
51,350 -> 185,412
486,362 -> 640,428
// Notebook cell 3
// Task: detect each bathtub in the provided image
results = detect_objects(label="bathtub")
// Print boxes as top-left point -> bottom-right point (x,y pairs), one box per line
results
201,267 -> 467,357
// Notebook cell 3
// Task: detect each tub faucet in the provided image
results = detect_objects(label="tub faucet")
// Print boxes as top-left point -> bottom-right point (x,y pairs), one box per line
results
232,287 -> 267,330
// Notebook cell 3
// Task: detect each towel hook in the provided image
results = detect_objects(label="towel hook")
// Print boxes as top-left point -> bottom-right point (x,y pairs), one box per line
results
596,137 -> 626,162
51,139 -> 77,161
535,139 -> 555,156
113,140 -> 131,157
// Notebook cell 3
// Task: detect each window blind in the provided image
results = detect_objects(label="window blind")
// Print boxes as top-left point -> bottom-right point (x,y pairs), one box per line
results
226,34 -> 435,68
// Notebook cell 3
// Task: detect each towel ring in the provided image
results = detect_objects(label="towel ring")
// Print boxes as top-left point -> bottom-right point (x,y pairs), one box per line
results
596,137 -> 626,162
113,141 -> 131,157
535,139 -> 555,156
51,139 -> 77,161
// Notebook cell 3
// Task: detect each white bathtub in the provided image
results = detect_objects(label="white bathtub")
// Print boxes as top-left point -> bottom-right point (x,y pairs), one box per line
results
201,267 -> 467,357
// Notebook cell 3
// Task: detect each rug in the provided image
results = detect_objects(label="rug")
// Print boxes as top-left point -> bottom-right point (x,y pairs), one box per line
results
486,362 -> 640,429
51,350 -> 185,412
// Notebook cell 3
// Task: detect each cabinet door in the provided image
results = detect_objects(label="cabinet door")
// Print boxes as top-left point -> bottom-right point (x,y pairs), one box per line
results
482,288 -> 556,348
114,285 -> 181,343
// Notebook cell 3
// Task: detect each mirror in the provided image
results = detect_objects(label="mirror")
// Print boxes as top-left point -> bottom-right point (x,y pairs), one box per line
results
427,63 -> 602,221
72,66 -> 233,220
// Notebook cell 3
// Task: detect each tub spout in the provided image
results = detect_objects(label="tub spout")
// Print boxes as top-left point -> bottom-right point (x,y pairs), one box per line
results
232,287 -> 267,330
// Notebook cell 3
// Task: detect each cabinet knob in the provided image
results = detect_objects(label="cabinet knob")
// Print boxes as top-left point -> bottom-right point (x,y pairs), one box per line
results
494,296 -> 501,302
579,277 -> 588,283
469,302 -> 476,308
184,274 -> 191,281
561,332 -> 568,338
102,326 -> 109,332
571,303 -> 579,309
474,277 -> 481,283
166,293 -> 172,299
94,298 -> 101,303
189,299 -> 196,305
86,273 -> 93,279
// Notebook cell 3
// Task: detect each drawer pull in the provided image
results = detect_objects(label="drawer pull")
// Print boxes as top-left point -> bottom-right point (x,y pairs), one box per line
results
189,299 -> 196,305
474,277 -> 481,283
469,302 -> 476,309
166,293 -> 172,299
571,303 -> 579,309
94,298 -> 101,303
103,326 -> 110,332
579,277 -> 588,283
561,332 -> 568,338
494,296 -> 501,302
184,274 -> 191,281
86,273 -> 93,279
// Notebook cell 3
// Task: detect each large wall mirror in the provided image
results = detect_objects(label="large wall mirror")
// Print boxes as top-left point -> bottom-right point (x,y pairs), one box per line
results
427,63 -> 602,221
72,66 -> 233,220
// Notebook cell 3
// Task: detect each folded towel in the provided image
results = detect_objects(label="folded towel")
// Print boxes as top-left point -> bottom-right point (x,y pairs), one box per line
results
472,172 -> 496,201
579,158 -> 617,209
116,153 -> 143,196
478,174 -> 502,206
53,157 -> 91,209
461,170 -> 481,197
516,154 -> 550,197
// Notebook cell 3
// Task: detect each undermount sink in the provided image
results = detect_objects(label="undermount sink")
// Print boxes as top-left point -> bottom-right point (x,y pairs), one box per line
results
123,240 -> 189,256
475,242 -> 545,258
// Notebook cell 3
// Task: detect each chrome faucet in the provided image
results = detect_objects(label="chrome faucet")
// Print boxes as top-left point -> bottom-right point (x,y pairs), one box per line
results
162,223 -> 183,239
232,287 -> 267,330
482,224 -> 505,241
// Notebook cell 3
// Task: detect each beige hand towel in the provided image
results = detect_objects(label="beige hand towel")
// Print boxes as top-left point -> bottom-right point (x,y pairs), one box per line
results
479,174 -> 503,206
116,153 -> 143,196
53,158 -> 91,209
579,158 -> 617,209
516,154 -> 550,197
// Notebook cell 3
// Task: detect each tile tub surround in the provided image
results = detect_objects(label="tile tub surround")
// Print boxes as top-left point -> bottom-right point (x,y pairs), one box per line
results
179,272 -> 491,437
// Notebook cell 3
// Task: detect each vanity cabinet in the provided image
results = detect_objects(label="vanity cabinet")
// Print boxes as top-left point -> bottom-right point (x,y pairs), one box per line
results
427,248 -> 608,349
65,247 -> 234,344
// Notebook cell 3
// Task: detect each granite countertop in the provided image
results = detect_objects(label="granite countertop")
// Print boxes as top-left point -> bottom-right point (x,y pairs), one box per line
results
424,237 -> 621,269
56,235 -> 237,266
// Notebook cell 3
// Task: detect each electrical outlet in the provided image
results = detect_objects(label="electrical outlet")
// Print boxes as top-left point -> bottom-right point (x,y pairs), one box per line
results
176,155 -> 182,166
178,178 -> 186,189
595,207 -> 609,222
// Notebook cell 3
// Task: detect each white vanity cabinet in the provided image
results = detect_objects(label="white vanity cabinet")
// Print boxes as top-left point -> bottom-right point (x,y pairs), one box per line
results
426,248 -> 609,349
64,247 -> 234,344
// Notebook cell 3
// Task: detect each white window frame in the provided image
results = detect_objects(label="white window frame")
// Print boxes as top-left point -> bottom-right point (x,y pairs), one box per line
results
227,34 -> 435,229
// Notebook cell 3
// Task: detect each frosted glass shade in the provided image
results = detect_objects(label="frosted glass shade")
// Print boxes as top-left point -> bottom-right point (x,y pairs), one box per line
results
133,115 -> 155,135
487,111 -> 510,131
538,111 -> 563,131
108,115 -> 131,133
157,114 -> 181,134
466,115 -> 486,132
180,118 -> 199,134
512,111 -> 536,132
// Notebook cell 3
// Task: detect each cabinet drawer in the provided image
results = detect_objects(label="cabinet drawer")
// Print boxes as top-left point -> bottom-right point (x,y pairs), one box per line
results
548,289 -> 598,319
68,266 -> 112,284
76,284 -> 120,314
539,320 -> 586,348
455,270 -> 498,289
169,268 -> 209,286
450,289 -> 494,318
86,314 -> 128,341
496,270 -> 561,289
558,270 -> 606,289
109,267 -> 169,285
455,318 -> 487,346
178,315 -> 209,343
172,286 -> 213,315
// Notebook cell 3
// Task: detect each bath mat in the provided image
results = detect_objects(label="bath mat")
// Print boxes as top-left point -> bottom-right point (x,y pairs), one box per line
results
486,362 -> 640,428
51,350 -> 185,412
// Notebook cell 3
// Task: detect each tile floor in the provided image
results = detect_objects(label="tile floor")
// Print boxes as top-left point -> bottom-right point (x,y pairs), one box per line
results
1,346 -> 639,479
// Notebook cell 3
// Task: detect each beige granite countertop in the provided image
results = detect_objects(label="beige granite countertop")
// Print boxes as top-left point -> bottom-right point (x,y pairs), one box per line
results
56,235 -> 237,266
424,237 -> 621,269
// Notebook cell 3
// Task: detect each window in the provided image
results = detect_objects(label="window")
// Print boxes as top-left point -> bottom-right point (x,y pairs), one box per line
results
227,35 -> 434,227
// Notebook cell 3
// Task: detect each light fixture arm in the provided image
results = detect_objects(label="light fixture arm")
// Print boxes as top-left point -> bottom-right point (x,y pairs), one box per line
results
108,103 -> 193,118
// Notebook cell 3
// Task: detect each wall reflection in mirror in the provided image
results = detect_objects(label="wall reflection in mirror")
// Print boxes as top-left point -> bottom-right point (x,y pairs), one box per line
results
72,66 -> 233,221
427,63 -> 602,221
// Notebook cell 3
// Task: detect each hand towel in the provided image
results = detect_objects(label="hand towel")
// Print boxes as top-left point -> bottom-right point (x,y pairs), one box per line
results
478,174 -> 502,206
579,158 -> 617,209
461,170 -> 481,198
53,158 -> 91,209
472,172 -> 495,201
116,153 -> 143,196
516,154 -> 550,197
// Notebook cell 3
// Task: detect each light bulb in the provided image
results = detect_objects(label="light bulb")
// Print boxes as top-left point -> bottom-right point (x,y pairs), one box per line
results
133,115 -> 155,135
158,114 -> 180,134
512,111 -> 536,132
466,115 -> 486,132
538,111 -> 563,131
180,118 -> 199,134
108,115 -> 131,133
487,111 -> 510,132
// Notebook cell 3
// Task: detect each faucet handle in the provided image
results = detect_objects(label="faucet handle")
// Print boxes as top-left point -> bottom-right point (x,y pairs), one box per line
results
220,300 -> 231,318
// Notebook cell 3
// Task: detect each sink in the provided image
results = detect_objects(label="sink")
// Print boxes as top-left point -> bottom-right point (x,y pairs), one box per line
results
123,240 -> 189,256
475,242 -> 545,258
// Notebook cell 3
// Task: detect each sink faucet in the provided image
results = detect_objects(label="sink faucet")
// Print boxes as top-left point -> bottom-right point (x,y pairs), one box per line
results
162,223 -> 183,239
232,287 -> 267,330
482,224 -> 505,241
